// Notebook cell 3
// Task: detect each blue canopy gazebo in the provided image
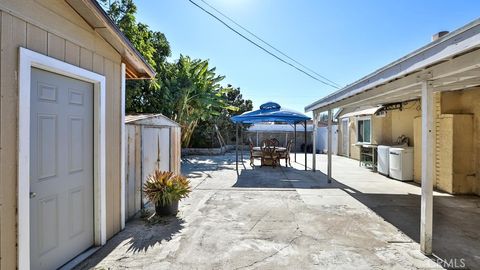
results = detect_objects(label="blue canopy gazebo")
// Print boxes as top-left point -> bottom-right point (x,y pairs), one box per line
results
231,102 -> 311,172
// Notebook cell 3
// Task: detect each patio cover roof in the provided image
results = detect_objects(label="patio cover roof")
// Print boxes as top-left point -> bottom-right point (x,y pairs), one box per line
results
232,102 -> 311,124
305,18 -> 480,112
339,106 -> 382,118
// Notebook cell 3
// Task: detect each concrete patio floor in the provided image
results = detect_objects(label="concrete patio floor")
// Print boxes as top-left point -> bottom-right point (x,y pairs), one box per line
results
75,153 -> 479,269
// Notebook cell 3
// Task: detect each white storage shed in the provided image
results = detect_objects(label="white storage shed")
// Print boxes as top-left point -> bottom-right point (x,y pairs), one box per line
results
125,114 -> 181,219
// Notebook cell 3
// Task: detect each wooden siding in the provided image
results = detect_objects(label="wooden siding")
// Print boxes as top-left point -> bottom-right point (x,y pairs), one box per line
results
1,13 -> 26,270
0,0 -> 124,267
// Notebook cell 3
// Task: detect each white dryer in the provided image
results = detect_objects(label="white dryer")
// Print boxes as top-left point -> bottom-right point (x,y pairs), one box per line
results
389,147 -> 414,181
377,145 -> 391,176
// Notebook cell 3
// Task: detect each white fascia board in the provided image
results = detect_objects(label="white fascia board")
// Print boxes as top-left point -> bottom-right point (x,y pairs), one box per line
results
305,18 -> 480,112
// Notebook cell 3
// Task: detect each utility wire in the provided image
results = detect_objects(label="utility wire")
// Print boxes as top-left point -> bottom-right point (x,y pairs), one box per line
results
187,0 -> 341,89
197,0 -> 342,88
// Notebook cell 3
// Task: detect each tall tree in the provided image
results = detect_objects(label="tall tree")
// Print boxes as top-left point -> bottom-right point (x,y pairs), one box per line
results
190,86 -> 253,148
99,0 -> 170,69
99,0 -> 251,147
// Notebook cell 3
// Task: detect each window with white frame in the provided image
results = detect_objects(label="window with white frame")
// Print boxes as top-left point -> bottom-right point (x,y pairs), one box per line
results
356,117 -> 371,143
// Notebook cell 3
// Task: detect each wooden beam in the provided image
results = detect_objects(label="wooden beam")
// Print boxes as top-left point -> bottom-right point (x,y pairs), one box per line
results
433,76 -> 480,91
420,81 -> 434,255
429,48 -> 480,80
322,74 -> 422,110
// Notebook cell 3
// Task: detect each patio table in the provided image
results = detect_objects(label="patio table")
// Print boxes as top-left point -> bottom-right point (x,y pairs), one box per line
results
253,146 -> 287,167
252,146 -> 286,152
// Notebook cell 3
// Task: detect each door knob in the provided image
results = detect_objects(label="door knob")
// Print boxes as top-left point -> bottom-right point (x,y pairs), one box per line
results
29,192 -> 36,198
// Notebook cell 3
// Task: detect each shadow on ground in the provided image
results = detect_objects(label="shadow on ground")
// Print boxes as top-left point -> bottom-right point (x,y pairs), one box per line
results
74,215 -> 185,269
351,192 -> 480,269
182,155 -> 237,179
233,161 -> 343,189
77,153 -> 479,269
231,160 -> 480,269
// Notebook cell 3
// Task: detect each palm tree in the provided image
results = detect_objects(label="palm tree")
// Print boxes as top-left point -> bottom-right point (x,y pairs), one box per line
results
165,55 -> 234,147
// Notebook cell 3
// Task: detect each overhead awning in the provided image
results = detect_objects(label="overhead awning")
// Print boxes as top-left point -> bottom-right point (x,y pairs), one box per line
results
305,18 -> 480,112
339,107 -> 382,118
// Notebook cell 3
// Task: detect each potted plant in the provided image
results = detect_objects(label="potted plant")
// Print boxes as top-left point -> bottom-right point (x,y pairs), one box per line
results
143,170 -> 191,216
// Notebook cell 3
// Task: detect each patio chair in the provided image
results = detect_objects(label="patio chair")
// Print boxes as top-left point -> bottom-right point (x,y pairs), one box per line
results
270,138 -> 280,147
249,137 -> 262,166
261,139 -> 279,168
277,139 -> 293,167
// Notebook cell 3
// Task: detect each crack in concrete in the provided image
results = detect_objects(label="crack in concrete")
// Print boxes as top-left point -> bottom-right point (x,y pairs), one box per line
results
234,232 -> 302,270
248,210 -> 270,232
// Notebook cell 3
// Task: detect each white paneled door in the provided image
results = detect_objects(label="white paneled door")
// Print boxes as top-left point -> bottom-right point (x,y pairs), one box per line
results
30,68 -> 94,270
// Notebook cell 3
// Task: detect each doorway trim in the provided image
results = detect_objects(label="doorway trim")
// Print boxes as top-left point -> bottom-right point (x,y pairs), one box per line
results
18,47 -> 106,270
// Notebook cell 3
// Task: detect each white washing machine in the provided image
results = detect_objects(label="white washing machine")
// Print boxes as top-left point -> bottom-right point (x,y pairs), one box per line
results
377,145 -> 390,175
389,147 -> 414,181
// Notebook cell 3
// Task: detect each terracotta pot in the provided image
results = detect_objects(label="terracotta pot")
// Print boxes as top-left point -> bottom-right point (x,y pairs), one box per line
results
155,200 -> 179,216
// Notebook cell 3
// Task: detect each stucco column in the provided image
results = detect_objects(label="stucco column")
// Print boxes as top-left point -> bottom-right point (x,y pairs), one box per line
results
420,81 -> 435,254
327,109 -> 332,183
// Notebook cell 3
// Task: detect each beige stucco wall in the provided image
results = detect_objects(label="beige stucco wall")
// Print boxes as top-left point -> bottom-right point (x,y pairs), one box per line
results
440,87 -> 480,195
389,101 -> 421,146
348,117 -> 360,160
338,91 -> 479,196
0,0 -> 125,268
344,115 -> 390,161
413,116 -> 422,183
436,114 -> 475,194
342,102 -> 419,161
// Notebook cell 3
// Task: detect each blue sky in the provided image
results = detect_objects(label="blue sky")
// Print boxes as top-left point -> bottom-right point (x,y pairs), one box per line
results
135,0 -> 479,115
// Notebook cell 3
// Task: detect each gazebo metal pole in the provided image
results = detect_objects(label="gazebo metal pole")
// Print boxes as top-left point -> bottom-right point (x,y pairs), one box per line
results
240,124 -> 243,161
327,109 -> 333,183
294,123 -> 297,162
304,120 -> 307,171
235,123 -> 239,172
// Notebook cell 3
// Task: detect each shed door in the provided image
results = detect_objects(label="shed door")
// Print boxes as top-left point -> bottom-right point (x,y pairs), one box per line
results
142,127 -> 170,204
30,68 -> 94,270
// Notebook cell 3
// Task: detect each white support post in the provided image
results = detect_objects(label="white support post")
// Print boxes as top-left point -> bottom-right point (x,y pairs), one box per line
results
327,109 -> 332,183
420,81 -> 434,255
312,112 -> 317,171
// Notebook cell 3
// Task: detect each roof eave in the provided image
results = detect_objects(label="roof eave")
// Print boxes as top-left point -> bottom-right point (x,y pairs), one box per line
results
66,0 -> 156,79
305,18 -> 480,113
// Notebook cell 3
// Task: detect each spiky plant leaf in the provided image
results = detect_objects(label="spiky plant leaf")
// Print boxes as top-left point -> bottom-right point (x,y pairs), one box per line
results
143,170 -> 191,206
